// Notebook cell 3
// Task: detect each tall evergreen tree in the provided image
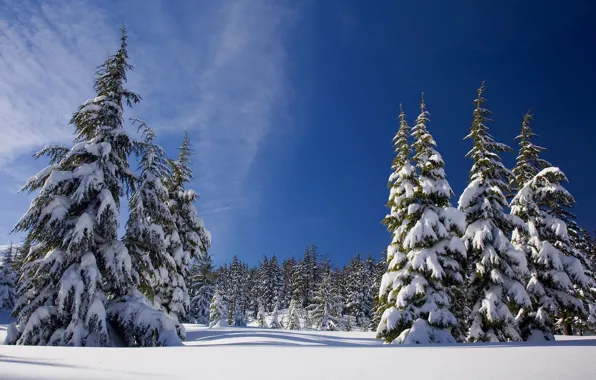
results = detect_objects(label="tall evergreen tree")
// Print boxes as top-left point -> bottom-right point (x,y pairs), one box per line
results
573,229 -> 596,334
345,253 -> 367,327
294,245 -> 320,308
164,132 -> 211,324
123,120 -> 186,338
0,244 -> 17,311
188,252 -> 216,324
458,82 -> 530,342
6,29 -> 181,347
282,257 -> 297,308
256,301 -> 267,328
209,288 -> 228,328
269,303 -> 282,329
512,168 -> 590,340
377,105 -> 417,341
8,29 -> 128,346
378,96 -> 466,344
309,271 -> 342,331
287,298 -> 302,330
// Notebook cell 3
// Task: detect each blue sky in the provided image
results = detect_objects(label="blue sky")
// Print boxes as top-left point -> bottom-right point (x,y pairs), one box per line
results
1,0 -> 594,266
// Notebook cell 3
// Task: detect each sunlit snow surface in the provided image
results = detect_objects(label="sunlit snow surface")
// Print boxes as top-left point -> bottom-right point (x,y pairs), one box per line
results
1,312 -> 595,380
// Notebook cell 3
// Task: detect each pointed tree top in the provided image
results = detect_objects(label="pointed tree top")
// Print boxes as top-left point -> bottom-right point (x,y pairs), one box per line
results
475,81 -> 487,107
420,92 -> 426,112
178,130 -> 193,163
522,110 -> 534,128
120,24 -> 127,45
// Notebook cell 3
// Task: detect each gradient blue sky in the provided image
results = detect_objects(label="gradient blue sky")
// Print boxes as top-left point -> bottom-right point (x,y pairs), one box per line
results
1,0 -> 594,266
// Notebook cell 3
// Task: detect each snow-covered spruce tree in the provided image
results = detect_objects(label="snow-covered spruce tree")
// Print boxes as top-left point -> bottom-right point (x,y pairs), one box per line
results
377,96 -> 466,344
231,298 -> 247,327
165,132 -> 211,324
188,252 -> 216,325
458,82 -> 530,342
508,111 -> 553,340
309,271 -> 342,331
573,229 -> 596,335
293,246 -> 320,308
209,288 -> 228,328
256,301 -> 267,327
282,257 -> 297,308
345,253 -> 367,327
512,168 -> 590,340
287,298 -> 302,330
363,254 -> 377,325
6,29 -> 180,347
269,303 -> 282,329
0,244 -> 17,311
303,309 -> 313,330
121,119 -> 187,340
227,256 -> 248,326
510,111 -> 552,280
377,105 -> 417,342
257,256 -> 283,312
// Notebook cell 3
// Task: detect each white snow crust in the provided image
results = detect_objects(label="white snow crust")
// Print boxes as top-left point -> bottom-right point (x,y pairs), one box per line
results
1,317 -> 595,380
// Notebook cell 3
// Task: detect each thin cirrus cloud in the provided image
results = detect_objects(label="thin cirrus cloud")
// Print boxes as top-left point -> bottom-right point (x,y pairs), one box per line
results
0,0 -> 298,257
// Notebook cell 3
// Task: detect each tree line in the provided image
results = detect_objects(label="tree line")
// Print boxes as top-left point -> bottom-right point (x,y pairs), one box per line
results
187,246 -> 385,330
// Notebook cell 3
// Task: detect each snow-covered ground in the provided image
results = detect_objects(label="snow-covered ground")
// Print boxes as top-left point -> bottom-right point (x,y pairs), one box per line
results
1,312 -> 595,380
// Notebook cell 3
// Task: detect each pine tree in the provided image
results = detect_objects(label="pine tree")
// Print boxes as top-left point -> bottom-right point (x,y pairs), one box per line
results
376,105 -> 417,341
345,253 -> 367,327
165,132 -> 211,323
232,298 -> 246,327
188,252 -> 216,324
269,256 -> 283,310
123,120 -> 186,339
378,95 -> 466,344
363,254 -> 377,322
282,257 -> 297,308
209,288 -> 228,328
287,298 -> 302,330
512,168 -> 589,340
458,82 -> 530,342
293,245 -> 320,308
0,244 -> 17,311
5,29 -> 184,347
225,256 -> 248,326
269,303 -> 282,329
309,271 -> 342,331
247,268 -> 260,319
256,301 -> 267,328
573,229 -> 596,334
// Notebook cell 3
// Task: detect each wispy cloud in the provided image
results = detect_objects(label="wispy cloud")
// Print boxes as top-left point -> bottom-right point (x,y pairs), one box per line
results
0,0 -> 298,259
0,0 -> 117,165
123,0 -> 297,258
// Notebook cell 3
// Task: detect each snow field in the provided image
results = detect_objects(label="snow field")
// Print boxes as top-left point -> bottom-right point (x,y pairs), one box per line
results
2,314 -> 596,380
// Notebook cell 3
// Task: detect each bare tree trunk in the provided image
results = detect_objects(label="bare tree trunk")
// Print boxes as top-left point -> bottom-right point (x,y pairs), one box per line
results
563,321 -> 572,336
